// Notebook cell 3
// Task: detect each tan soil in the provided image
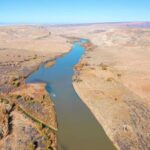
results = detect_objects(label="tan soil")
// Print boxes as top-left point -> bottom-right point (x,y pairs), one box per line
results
0,25 -> 71,150
72,27 -> 150,150
0,23 -> 150,150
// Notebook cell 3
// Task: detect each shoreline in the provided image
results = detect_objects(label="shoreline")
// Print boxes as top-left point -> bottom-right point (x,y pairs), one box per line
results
72,41 -> 123,150
0,55 -> 59,149
0,34 -> 81,150
73,41 -> 119,150
0,29 -> 72,149
73,40 -> 150,150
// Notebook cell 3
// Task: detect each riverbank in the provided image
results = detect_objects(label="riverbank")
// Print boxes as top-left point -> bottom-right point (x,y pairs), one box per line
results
73,30 -> 150,150
0,25 -> 71,150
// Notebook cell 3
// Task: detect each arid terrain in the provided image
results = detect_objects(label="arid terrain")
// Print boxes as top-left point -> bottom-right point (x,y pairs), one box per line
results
70,23 -> 150,150
0,25 -> 71,150
0,22 -> 150,150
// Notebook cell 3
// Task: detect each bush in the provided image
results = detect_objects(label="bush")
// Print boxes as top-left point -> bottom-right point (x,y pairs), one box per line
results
106,77 -> 113,82
28,142 -> 35,150
100,63 -> 108,70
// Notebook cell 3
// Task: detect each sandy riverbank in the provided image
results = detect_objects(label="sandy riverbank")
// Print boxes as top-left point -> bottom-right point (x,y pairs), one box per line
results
72,25 -> 150,150
0,25 -> 71,150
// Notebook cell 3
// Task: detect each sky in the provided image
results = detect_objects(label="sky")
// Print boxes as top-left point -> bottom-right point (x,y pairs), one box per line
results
0,0 -> 150,24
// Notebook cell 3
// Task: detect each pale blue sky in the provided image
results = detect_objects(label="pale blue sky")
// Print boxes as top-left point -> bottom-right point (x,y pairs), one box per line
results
0,0 -> 150,24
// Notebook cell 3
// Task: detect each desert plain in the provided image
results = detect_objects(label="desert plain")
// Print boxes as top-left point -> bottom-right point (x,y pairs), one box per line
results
0,22 -> 150,150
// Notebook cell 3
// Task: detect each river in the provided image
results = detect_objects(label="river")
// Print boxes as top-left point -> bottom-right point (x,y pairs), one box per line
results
26,39 -> 116,150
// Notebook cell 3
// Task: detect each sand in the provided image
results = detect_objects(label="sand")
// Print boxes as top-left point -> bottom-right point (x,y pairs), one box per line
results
0,22 -> 150,150
71,24 -> 150,150
0,25 -> 71,150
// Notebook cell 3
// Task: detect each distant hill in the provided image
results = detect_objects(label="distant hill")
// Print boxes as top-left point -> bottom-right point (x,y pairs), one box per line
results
48,21 -> 150,28
93,21 -> 150,28
113,22 -> 150,28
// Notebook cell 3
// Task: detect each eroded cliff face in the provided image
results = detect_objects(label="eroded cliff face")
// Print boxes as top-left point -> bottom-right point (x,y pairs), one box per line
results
73,28 -> 150,150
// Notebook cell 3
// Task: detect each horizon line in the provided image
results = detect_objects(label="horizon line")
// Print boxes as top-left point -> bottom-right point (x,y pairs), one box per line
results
0,21 -> 150,26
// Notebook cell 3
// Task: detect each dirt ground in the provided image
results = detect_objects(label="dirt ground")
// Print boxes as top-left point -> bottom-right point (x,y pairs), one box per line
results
71,24 -> 150,150
0,22 -> 150,150
0,25 -> 71,150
